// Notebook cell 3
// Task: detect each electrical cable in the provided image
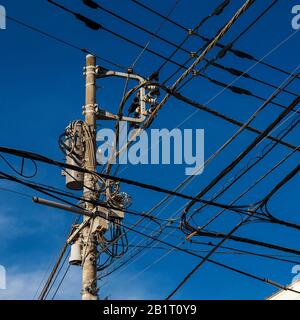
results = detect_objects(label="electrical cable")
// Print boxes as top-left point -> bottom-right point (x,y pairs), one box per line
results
183,95 -> 300,217
6,15 -> 126,71
2,163 -> 300,296
131,0 -> 297,82
166,163 -> 300,299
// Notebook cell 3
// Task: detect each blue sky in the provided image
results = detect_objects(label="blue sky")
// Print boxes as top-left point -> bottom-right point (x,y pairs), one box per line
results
0,0 -> 300,300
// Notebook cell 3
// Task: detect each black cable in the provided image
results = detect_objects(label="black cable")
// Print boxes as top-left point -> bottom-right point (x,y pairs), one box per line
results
47,0 -> 300,151
154,0 -> 231,73
82,0 -> 193,60
183,94 -> 300,216
209,61 -> 299,98
186,118 -> 300,232
47,0 -> 191,71
0,147 -> 264,216
162,0 -> 278,84
89,77 -> 300,153
0,171 -> 164,225
0,154 -> 37,178
167,165 -> 300,300
189,241 -> 300,265
2,168 -> 299,259
6,15 -> 126,71
131,0 -> 297,82
112,241 -> 300,265
188,115 -> 300,221
49,0 -> 258,90
39,218 -> 79,300
2,165 -> 300,296
51,264 -> 70,300
179,72 -> 300,115
154,82 -> 299,151
109,219 -> 300,296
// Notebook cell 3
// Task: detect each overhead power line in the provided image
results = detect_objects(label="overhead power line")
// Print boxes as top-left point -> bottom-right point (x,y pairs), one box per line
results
1,169 -> 299,297
2,147 -> 299,253
47,0 -> 191,70
0,146 -> 257,215
131,0 -> 298,81
167,163 -> 300,299
6,15 -> 126,70
183,94 -> 300,215
45,0 -> 297,117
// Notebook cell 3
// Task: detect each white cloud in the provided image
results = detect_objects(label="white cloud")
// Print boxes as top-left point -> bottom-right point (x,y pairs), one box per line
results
0,266 -> 82,300
0,264 -> 160,300
0,268 -> 45,300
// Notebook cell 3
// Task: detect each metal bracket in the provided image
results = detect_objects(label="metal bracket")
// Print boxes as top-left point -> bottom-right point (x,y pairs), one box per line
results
95,68 -> 148,121
95,107 -> 146,123
67,218 -> 92,244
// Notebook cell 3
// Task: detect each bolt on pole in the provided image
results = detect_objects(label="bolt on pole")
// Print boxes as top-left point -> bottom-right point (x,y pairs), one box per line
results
81,54 -> 98,300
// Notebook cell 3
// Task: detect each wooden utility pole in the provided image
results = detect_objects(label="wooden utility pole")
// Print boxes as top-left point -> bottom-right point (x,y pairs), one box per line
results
81,54 -> 98,300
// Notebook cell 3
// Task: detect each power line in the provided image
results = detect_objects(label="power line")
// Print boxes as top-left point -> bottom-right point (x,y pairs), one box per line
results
187,72 -> 300,114
116,86 -> 300,288
155,0 -> 231,73
6,15 -> 126,70
0,147 -> 260,215
44,0 -> 300,136
129,0 -> 182,69
131,0 -> 298,81
208,61 -> 299,97
2,162 -> 299,260
106,63 -> 300,278
167,163 -> 300,299
105,33 -> 300,274
183,95 -> 300,216
2,158 -> 300,297
51,261 -> 71,300
47,0 -> 192,70
82,0 -> 279,98
187,126 -> 300,231
153,82 -> 299,151
38,223 -> 78,300
3,168 -> 299,296
109,219 -> 300,296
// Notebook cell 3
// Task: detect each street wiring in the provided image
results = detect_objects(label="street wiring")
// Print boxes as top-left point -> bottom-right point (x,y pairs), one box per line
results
1,0 -> 300,300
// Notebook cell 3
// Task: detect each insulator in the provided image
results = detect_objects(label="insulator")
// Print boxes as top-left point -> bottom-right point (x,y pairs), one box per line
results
146,96 -> 157,105
217,43 -> 232,59
233,49 -> 255,61
230,86 -> 252,96
128,97 -> 140,114
228,67 -> 245,77
83,0 -> 98,9
147,85 -> 160,97
76,14 -> 101,31
213,0 -> 230,16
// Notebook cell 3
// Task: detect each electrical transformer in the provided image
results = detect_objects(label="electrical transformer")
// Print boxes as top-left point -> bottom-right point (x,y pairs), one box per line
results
61,121 -> 84,190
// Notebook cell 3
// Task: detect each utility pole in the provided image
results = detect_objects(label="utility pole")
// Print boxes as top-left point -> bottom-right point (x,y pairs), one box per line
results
34,54 -> 159,300
81,54 -> 98,300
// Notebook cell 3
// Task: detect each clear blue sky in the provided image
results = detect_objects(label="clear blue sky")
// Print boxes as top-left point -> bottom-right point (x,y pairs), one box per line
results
0,0 -> 299,300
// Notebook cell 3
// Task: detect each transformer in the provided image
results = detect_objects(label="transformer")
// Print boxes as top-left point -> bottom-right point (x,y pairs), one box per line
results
62,122 -> 84,190
69,241 -> 82,266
